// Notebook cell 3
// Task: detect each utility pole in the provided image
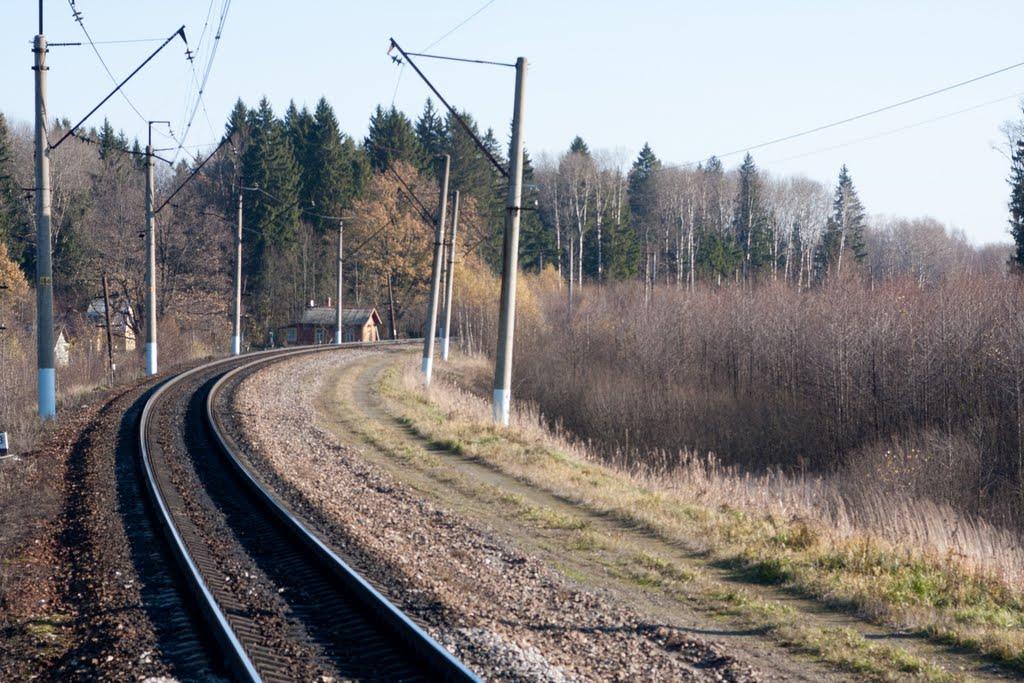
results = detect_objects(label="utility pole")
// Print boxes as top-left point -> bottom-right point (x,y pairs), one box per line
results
232,190 -> 243,355
335,219 -> 343,344
421,154 -> 449,384
387,271 -> 397,340
34,14 -> 56,418
144,121 -> 168,375
441,190 -> 460,361
101,272 -> 114,385
492,57 -> 527,426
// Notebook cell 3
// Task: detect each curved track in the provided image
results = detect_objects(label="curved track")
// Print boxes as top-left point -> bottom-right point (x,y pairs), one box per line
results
138,342 -> 478,682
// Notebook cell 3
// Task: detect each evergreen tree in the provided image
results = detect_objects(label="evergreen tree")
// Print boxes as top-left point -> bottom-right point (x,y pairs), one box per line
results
241,98 -> 301,280
306,97 -> 358,233
0,113 -> 30,271
731,153 -> 770,278
569,136 -> 590,156
627,142 -> 661,279
817,165 -> 867,277
517,147 -> 551,270
98,118 -> 129,160
284,101 -> 316,209
414,99 -> 446,169
1009,138 -> 1024,271
364,105 -> 421,172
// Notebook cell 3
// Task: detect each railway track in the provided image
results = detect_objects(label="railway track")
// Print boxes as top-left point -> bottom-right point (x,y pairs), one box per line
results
138,341 -> 478,682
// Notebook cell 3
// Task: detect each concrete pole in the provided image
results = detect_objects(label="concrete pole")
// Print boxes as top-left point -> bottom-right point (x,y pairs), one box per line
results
421,154 -> 450,384
335,220 -> 343,344
231,191 -> 242,355
441,190 -> 460,361
34,32 -> 56,418
492,57 -> 527,426
102,273 -> 115,384
144,142 -> 157,375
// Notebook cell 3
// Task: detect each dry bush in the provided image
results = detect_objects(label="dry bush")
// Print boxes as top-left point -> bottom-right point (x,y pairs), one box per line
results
459,273 -> 1024,529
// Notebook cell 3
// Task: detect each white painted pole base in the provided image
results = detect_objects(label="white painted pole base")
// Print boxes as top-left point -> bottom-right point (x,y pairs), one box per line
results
231,335 -> 241,356
38,368 -> 56,419
335,331 -> 342,345
146,342 -> 158,376
421,356 -> 433,384
441,336 -> 451,361
492,388 -> 510,426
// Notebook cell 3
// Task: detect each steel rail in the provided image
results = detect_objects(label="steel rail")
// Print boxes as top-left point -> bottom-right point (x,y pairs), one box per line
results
139,339 -> 478,682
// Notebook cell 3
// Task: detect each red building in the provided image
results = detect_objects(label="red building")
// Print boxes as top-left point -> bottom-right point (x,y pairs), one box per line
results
278,305 -> 383,346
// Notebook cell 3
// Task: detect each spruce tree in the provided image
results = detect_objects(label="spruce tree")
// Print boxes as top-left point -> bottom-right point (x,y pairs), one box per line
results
364,105 -> 421,172
284,101 -> 316,209
414,99 -> 446,169
731,153 -> 770,278
569,136 -> 590,156
627,143 -> 661,280
817,164 -> 867,277
0,113 -> 30,270
306,97 -> 357,233
1009,138 -> 1024,271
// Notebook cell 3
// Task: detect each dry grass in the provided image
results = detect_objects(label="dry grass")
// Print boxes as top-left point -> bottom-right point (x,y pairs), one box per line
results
389,354 -> 1024,673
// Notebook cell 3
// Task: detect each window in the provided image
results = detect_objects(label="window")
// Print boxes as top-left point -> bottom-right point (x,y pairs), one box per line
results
286,328 -> 297,344
315,328 -> 325,344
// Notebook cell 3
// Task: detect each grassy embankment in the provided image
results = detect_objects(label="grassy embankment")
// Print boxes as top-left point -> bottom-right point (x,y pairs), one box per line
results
376,354 -> 1024,681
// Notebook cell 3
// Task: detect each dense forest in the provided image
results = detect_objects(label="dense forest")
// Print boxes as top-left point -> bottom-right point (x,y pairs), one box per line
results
1,96 -> 1022,499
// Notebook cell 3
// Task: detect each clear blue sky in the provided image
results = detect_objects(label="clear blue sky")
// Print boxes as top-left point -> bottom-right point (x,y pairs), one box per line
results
3,1 -> 1022,244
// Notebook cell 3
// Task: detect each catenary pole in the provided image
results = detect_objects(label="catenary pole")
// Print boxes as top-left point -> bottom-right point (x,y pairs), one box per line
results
441,190 -> 460,361
231,190 -> 243,355
101,272 -> 114,384
421,154 -> 450,383
335,220 -> 343,344
144,127 -> 159,375
34,25 -> 56,418
492,57 -> 527,426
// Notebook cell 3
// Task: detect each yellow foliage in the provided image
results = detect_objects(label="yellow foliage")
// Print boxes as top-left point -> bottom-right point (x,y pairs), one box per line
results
0,242 -> 28,296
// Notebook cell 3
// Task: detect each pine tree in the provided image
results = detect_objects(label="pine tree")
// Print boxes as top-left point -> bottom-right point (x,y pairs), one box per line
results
731,153 -> 770,278
98,118 -> 128,160
306,97 -> 357,233
569,136 -> 590,156
0,113 -> 30,273
241,97 -> 301,277
365,105 -> 421,172
817,165 -> 867,277
627,143 -> 661,280
1009,139 -> 1024,271
414,99 -> 446,169
284,101 -> 316,209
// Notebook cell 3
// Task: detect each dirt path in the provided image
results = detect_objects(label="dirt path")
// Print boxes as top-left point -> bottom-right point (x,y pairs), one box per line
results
315,350 -> 1015,682
231,348 -> 761,682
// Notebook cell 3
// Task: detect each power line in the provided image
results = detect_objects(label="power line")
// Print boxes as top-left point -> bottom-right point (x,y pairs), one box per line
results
67,0 -> 149,124
766,90 -> 1024,165
173,0 -> 232,165
710,57 -> 1024,161
389,38 -> 509,178
423,0 -> 498,52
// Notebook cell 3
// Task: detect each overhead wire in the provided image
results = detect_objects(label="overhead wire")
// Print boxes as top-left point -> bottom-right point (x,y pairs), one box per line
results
766,90 -> 1024,165
705,57 -> 1024,162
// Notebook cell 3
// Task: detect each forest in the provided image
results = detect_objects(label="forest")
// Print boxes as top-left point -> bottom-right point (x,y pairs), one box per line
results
1,95 -> 1024,529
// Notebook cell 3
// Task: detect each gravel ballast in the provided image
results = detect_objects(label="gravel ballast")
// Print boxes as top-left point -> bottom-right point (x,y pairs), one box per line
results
228,349 -> 760,682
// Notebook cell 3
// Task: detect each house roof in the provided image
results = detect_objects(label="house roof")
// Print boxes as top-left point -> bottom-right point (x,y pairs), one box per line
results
299,307 -> 381,327
86,297 -> 134,327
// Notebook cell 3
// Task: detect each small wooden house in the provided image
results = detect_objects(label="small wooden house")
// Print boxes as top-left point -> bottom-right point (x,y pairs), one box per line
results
85,296 -> 136,352
279,305 -> 383,346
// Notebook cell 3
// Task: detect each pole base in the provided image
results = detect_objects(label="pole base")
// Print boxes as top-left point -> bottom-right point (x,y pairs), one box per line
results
441,337 -> 450,362
492,388 -> 510,426
421,356 -> 433,384
38,368 -> 56,419
335,331 -> 342,345
231,335 -> 241,356
146,342 -> 158,376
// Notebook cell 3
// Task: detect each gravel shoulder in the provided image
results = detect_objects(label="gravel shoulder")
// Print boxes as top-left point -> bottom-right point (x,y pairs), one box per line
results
0,374 -> 219,682
228,347 -> 761,682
